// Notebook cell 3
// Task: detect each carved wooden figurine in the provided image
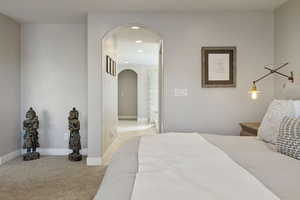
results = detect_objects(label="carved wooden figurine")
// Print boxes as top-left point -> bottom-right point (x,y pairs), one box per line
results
23,107 -> 40,161
68,107 -> 82,161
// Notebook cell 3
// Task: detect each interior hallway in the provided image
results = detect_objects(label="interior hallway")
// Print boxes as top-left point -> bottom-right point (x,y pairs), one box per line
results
102,120 -> 157,165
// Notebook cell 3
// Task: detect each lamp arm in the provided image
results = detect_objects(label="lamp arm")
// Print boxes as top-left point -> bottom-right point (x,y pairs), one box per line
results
272,62 -> 289,72
264,67 -> 291,79
253,72 -> 273,84
253,62 -> 291,84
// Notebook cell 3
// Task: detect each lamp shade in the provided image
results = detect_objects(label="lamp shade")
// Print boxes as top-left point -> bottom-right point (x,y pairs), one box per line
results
249,83 -> 260,100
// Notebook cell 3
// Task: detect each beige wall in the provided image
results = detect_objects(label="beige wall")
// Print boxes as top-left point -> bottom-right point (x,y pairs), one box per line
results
0,14 -> 20,158
275,0 -> 300,99
88,12 -> 275,159
21,24 -> 87,150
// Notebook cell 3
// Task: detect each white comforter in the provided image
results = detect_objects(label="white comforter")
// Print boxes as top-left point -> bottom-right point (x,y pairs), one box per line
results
131,133 -> 280,200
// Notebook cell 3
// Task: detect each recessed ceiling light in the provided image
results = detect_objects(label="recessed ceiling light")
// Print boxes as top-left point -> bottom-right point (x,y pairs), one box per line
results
136,40 -> 143,43
137,50 -> 143,53
131,26 -> 140,30
124,61 -> 129,64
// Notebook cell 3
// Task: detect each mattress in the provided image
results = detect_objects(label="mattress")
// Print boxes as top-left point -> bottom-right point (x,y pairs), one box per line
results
94,134 -> 300,200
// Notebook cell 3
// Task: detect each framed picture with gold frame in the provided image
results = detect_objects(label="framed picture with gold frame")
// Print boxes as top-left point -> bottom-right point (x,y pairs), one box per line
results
202,47 -> 237,88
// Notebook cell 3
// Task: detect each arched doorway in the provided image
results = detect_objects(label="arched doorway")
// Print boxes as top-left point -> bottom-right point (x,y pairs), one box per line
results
118,69 -> 138,120
101,24 -> 164,157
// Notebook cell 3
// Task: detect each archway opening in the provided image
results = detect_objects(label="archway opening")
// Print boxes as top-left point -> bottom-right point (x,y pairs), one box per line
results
101,24 -> 163,159
118,69 -> 138,120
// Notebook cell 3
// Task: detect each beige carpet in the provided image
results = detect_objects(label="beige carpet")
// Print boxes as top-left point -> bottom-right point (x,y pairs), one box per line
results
0,156 -> 106,200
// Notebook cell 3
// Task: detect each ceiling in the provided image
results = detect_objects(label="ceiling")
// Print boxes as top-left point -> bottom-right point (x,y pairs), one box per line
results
105,26 -> 161,66
0,0 -> 288,23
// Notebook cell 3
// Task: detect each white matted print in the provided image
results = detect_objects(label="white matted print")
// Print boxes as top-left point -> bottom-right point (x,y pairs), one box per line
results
208,54 -> 230,81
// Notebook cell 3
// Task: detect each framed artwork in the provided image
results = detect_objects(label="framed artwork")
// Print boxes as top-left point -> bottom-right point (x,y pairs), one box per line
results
201,47 -> 237,88
109,58 -> 113,75
112,60 -> 115,76
106,55 -> 109,74
105,55 -> 117,76
113,61 -> 117,76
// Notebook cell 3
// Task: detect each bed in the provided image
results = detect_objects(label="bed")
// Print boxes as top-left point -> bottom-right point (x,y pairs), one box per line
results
94,133 -> 300,200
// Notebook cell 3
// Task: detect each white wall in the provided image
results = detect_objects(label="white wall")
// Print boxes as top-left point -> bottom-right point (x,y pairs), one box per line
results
21,24 -> 87,150
275,0 -> 300,99
148,68 -> 159,127
102,35 -> 118,154
0,14 -> 20,158
88,12 -> 275,159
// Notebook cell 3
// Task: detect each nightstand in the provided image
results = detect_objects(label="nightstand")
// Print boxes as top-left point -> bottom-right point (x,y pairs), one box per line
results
239,122 -> 260,136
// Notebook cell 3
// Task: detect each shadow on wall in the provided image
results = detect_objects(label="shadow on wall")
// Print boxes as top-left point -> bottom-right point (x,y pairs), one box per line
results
41,110 -> 51,148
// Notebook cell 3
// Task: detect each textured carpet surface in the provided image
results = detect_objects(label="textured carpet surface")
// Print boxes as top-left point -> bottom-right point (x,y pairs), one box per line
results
0,156 -> 106,200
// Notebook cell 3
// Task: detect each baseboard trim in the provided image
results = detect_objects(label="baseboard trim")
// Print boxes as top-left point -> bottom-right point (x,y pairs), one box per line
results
21,148 -> 88,156
0,148 -> 89,166
119,115 -> 137,120
87,157 -> 102,166
0,150 -> 21,165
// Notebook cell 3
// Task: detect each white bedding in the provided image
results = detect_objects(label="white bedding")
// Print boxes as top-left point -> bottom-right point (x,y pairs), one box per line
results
131,133 -> 280,200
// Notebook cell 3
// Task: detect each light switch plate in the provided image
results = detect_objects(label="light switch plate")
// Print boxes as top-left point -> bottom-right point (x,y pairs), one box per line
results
174,88 -> 188,97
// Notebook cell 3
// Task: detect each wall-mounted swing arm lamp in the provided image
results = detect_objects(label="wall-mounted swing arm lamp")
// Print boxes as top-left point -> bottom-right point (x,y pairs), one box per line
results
249,62 -> 294,100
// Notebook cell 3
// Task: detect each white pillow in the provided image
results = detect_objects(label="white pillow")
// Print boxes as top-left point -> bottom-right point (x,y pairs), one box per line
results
258,100 -> 295,144
294,100 -> 300,118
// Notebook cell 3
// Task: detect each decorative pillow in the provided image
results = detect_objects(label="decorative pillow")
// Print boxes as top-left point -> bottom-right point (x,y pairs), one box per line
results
294,100 -> 300,118
258,100 -> 295,144
277,117 -> 300,160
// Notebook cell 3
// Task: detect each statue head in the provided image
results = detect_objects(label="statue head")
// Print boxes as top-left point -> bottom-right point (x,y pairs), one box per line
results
26,107 -> 36,120
69,107 -> 79,120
